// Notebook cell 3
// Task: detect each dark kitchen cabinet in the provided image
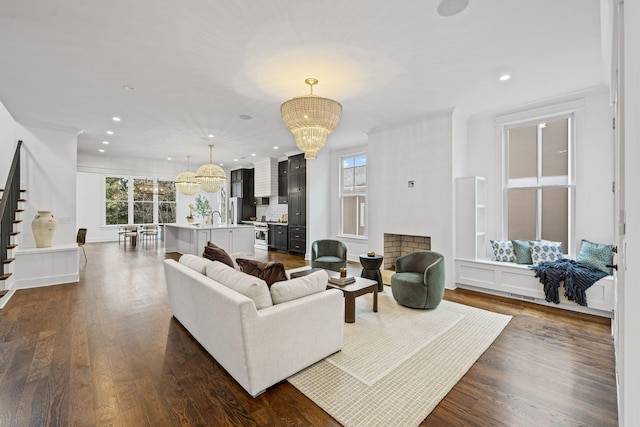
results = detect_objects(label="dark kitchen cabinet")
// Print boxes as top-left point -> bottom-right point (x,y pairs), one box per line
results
288,225 -> 306,255
278,160 -> 288,204
288,193 -> 306,226
230,168 -> 253,199
230,168 -> 256,220
287,154 -> 307,254
269,223 -> 288,252
288,169 -> 306,193
288,153 -> 306,172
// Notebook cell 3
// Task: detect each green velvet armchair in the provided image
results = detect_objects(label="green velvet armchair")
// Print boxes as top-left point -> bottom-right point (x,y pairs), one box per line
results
311,239 -> 347,272
391,251 -> 445,309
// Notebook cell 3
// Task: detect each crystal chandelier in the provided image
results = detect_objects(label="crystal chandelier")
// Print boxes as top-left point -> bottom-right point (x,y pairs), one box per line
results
175,155 -> 201,195
280,78 -> 342,160
195,144 -> 226,193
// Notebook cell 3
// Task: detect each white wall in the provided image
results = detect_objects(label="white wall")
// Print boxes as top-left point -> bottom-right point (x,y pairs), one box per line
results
307,146 -> 371,262
621,1 -> 640,424
467,87 -> 614,257
15,124 -> 78,247
0,101 -> 16,179
367,110 -> 458,288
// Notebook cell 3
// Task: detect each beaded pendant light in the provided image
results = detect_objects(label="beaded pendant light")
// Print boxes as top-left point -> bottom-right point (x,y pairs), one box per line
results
175,155 -> 200,195
195,144 -> 226,193
280,78 -> 342,160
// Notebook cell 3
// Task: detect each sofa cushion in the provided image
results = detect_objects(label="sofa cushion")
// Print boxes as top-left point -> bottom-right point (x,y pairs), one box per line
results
577,239 -> 613,274
205,261 -> 273,309
490,240 -> 516,262
529,240 -> 563,265
270,270 -> 328,305
235,258 -> 288,288
511,239 -> 534,265
202,243 -> 235,268
314,255 -> 344,263
179,254 -> 214,274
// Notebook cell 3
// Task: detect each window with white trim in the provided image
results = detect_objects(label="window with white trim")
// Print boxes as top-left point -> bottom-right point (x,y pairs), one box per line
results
504,116 -> 573,252
104,176 -> 175,225
340,153 -> 366,237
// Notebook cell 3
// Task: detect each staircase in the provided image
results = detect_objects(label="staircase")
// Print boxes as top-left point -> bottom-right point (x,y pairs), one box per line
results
1,141 -> 23,292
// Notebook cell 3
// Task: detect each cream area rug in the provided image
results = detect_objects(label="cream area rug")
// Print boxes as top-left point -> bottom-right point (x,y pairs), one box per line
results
287,292 -> 512,427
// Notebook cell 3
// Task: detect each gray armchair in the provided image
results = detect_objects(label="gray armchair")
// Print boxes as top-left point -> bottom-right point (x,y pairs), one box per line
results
311,239 -> 347,272
391,251 -> 445,309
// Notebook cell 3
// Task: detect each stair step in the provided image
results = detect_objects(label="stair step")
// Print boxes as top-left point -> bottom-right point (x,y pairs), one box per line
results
16,209 -> 24,213
7,244 -> 17,250
13,220 -> 22,224
0,189 -> 26,192
10,231 -> 19,236
18,199 -> 26,203
0,273 -> 12,281
3,258 -> 15,264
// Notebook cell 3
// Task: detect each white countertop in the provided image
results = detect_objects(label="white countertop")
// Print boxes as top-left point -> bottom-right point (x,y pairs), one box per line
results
165,223 -> 254,230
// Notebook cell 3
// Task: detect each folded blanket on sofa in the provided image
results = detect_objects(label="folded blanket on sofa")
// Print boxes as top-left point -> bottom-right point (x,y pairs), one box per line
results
530,259 -> 608,306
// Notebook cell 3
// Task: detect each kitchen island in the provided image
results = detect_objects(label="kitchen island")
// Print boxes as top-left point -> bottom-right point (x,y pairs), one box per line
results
164,224 -> 254,256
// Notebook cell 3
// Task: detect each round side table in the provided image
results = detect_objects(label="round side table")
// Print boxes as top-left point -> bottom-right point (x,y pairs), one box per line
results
359,254 -> 384,292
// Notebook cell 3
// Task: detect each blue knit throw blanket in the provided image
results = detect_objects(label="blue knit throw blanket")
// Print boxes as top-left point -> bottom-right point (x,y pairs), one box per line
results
530,259 -> 608,306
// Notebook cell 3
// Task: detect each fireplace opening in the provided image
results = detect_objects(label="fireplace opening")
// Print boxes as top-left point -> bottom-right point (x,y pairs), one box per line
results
383,233 -> 431,270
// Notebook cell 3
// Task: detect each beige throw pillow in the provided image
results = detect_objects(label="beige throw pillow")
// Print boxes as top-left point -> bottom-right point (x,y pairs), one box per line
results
270,270 -> 328,305
205,261 -> 273,310
179,254 -> 213,274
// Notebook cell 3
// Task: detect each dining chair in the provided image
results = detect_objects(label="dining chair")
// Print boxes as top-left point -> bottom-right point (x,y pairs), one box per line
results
123,225 -> 139,249
77,228 -> 87,262
140,224 -> 159,247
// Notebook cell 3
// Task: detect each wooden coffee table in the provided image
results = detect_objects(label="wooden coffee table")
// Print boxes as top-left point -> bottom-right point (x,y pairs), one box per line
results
326,276 -> 378,323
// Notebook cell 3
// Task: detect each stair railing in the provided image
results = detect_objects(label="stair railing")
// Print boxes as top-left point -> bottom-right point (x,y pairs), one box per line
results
0,140 -> 22,280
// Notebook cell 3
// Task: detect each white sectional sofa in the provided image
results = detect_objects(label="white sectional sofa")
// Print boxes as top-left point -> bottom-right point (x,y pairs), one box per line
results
163,256 -> 344,397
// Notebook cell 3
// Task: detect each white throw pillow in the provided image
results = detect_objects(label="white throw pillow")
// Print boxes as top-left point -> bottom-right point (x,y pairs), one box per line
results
270,270 -> 328,305
205,261 -> 273,310
179,254 -> 214,274
529,240 -> 563,265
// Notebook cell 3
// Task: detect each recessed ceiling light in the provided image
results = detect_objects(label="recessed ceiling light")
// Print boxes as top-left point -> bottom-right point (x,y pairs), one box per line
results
239,114 -> 253,120
499,73 -> 511,81
106,130 -> 114,135
99,149 -> 105,153
437,0 -> 469,17
112,116 -> 121,122
208,134 -> 215,139
102,141 -> 109,145
251,153 -> 256,157
219,163 -> 224,166
273,146 -> 279,150
167,157 -> 172,160
124,85 -> 136,91
234,159 -> 238,162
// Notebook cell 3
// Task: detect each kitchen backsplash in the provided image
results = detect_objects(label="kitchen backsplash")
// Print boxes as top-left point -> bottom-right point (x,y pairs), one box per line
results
256,196 -> 288,221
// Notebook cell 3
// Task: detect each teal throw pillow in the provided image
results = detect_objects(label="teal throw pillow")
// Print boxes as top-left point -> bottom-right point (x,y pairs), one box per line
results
529,240 -> 563,265
490,240 -> 516,262
576,239 -> 613,275
511,239 -> 533,265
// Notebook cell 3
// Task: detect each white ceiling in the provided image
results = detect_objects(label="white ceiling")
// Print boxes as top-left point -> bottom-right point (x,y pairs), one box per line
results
0,0 -> 606,170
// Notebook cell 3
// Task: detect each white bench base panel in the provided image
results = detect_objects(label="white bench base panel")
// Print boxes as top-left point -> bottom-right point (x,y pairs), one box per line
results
455,259 -> 614,318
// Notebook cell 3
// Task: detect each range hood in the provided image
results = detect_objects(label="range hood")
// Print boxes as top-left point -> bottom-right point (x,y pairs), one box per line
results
254,158 -> 278,197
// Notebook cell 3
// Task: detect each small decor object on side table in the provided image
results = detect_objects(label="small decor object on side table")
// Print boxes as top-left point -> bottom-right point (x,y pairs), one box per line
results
359,253 -> 384,292
328,276 -> 356,286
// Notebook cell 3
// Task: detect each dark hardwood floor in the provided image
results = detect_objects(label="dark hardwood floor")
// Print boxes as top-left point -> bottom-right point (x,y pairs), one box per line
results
0,242 -> 618,426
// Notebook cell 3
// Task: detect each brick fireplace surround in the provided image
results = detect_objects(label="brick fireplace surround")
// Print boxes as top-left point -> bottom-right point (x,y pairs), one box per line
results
383,233 -> 431,270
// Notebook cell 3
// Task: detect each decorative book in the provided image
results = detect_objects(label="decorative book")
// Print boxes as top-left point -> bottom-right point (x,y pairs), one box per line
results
328,276 -> 356,286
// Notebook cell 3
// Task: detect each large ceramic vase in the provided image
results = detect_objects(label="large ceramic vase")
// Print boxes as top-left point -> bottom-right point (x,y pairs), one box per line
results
32,210 -> 57,248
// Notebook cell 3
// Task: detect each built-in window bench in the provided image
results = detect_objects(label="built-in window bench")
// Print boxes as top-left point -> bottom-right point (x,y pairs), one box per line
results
455,258 -> 614,318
